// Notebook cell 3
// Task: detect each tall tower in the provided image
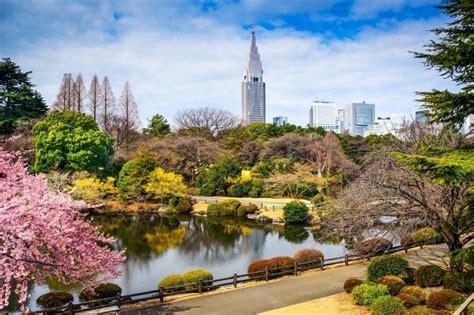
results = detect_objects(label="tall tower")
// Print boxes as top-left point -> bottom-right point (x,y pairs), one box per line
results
241,27 -> 266,125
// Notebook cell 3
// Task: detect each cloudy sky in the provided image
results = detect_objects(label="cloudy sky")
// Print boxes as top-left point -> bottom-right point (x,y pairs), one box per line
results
0,0 -> 457,126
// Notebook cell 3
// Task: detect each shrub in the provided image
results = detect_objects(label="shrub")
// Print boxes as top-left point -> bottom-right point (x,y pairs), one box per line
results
117,151 -> 157,202
248,259 -> 270,278
399,286 -> 427,305
397,292 -> 420,307
405,306 -> 437,315
412,228 -> 444,244
443,271 -> 473,293
268,256 -> 295,270
377,275 -> 405,295
175,198 -> 193,213
367,255 -> 409,282
400,267 -> 416,285
354,238 -> 392,256
36,292 -> 73,309
207,203 -> 222,215
70,176 -> 117,203
158,274 -> 185,292
415,265 -> 446,287
352,282 -> 390,305
344,278 -> 363,293
249,178 -> 264,197
370,295 -> 406,315
237,203 -> 258,216
182,269 -> 213,290
79,283 -> 122,301
283,201 -> 309,223
168,197 -> 179,207
426,289 -> 465,311
247,256 -> 295,279
293,248 -> 324,264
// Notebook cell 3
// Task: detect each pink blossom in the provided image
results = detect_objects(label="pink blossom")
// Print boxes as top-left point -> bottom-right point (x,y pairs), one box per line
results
0,148 -> 124,310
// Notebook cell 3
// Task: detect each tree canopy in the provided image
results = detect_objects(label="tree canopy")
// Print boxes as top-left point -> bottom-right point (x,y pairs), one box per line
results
0,58 -> 47,134
143,114 -> 171,138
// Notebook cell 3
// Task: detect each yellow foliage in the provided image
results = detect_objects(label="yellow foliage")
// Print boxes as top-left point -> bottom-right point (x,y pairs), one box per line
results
144,226 -> 186,254
70,177 -> 117,203
241,170 -> 252,182
145,167 -> 187,201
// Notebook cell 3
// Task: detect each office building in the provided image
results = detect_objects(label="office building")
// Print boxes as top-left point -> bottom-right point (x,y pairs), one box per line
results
344,102 -> 375,136
273,116 -> 288,126
309,100 -> 337,132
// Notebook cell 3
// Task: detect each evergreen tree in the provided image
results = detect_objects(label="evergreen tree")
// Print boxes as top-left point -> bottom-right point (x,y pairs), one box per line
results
414,0 -> 474,127
0,58 -> 47,134
143,114 -> 170,138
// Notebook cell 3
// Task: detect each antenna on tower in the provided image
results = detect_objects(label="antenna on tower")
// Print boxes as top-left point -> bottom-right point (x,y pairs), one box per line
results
251,19 -> 255,34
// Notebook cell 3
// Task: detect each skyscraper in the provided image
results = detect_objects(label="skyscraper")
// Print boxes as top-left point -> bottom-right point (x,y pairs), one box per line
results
273,116 -> 288,126
344,102 -> 375,136
241,28 -> 266,125
309,100 -> 337,132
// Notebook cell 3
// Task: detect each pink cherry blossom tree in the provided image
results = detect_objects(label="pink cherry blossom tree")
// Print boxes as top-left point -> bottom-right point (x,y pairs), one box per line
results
0,148 -> 124,310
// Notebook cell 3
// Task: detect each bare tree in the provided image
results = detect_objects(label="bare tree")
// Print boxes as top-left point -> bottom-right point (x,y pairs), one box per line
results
99,76 -> 116,133
118,81 -> 140,148
72,74 -> 86,112
52,73 -> 73,111
88,74 -> 101,122
174,107 -> 239,139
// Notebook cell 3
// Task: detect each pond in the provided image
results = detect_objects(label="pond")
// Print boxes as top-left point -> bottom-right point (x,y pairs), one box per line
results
19,214 -> 348,311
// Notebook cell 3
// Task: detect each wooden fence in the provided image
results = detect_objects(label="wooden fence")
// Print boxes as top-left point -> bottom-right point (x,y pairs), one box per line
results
29,241 -> 436,314
190,197 -> 316,212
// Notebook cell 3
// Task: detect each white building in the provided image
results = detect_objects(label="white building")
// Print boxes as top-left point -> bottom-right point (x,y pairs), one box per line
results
241,28 -> 266,125
309,100 -> 338,132
344,102 -> 375,136
364,114 -> 406,137
335,109 -> 344,134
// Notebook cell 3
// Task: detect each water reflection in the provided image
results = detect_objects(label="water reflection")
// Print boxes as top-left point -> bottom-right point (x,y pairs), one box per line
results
24,214 -> 347,311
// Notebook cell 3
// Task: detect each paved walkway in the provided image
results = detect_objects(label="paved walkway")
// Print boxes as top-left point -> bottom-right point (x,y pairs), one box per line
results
120,245 -> 448,315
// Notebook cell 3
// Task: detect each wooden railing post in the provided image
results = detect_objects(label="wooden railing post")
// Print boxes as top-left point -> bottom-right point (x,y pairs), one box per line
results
294,261 -> 298,276
265,267 -> 269,282
198,279 -> 203,294
344,253 -> 349,266
320,257 -> 324,270
67,302 -> 74,315
159,286 -> 164,303
233,273 -> 237,288
116,292 -> 121,308
272,205 -> 275,211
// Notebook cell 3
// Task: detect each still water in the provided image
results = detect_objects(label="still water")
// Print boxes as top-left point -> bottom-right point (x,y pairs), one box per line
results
23,214 -> 347,311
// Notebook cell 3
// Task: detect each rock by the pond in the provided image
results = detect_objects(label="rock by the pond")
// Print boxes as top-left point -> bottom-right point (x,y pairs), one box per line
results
256,215 -> 273,223
273,218 -> 285,224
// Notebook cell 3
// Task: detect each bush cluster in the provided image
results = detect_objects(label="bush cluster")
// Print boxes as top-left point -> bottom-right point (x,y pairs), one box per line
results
426,289 -> 465,311
414,265 -> 446,287
397,293 -> 420,308
367,255 -> 409,281
399,285 -> 427,305
412,227 -> 444,244
79,283 -> 122,301
283,201 -> 309,223
370,295 -> 406,315
343,278 -> 363,293
405,306 -> 437,315
354,238 -> 392,256
158,274 -> 185,292
70,176 -> 117,203
443,271 -> 473,293
376,275 -> 405,296
207,199 -> 241,216
237,203 -> 258,216
36,292 -> 73,309
182,269 -> 214,290
293,248 -> 324,264
351,282 -> 390,305
247,256 -> 295,279
167,197 -> 193,213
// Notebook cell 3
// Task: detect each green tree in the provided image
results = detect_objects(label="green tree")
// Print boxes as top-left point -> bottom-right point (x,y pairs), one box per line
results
116,149 -> 157,201
0,58 -> 48,134
413,0 -> 474,126
32,111 -> 112,174
195,158 -> 241,196
143,114 -> 171,138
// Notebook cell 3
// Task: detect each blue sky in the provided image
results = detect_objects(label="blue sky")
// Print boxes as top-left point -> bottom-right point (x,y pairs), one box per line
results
0,0 -> 455,126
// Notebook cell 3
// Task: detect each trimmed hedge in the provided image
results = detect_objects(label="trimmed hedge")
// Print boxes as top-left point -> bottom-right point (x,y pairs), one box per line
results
399,285 -> 427,305
237,203 -> 258,216
397,292 -> 420,307
443,271 -> 473,293
415,265 -> 446,288
176,198 -> 192,213
351,282 -> 390,305
367,255 -> 409,282
370,295 -> 406,315
37,292 -> 73,309
376,275 -> 405,296
182,269 -> 213,290
344,278 -> 363,293
400,267 -> 416,285
283,201 -> 309,223
405,306 -> 437,315
158,274 -> 185,292
247,256 -> 295,279
426,289 -> 465,311
79,283 -> 122,301
207,199 -> 241,216
354,238 -> 392,256
412,228 -> 444,244
293,248 -> 324,264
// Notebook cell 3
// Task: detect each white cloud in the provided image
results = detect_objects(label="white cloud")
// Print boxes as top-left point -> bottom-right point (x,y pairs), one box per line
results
1,5 -> 455,126
350,0 -> 437,19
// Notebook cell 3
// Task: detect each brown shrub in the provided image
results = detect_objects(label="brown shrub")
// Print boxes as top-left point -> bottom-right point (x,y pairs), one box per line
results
354,238 -> 392,256
247,256 -> 295,279
399,286 -> 427,305
397,293 -> 420,307
426,289 -> 465,311
343,278 -> 363,293
377,275 -> 405,295
293,248 -> 324,264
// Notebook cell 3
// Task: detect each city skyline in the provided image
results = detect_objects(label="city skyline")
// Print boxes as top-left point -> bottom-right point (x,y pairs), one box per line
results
0,0 -> 458,126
